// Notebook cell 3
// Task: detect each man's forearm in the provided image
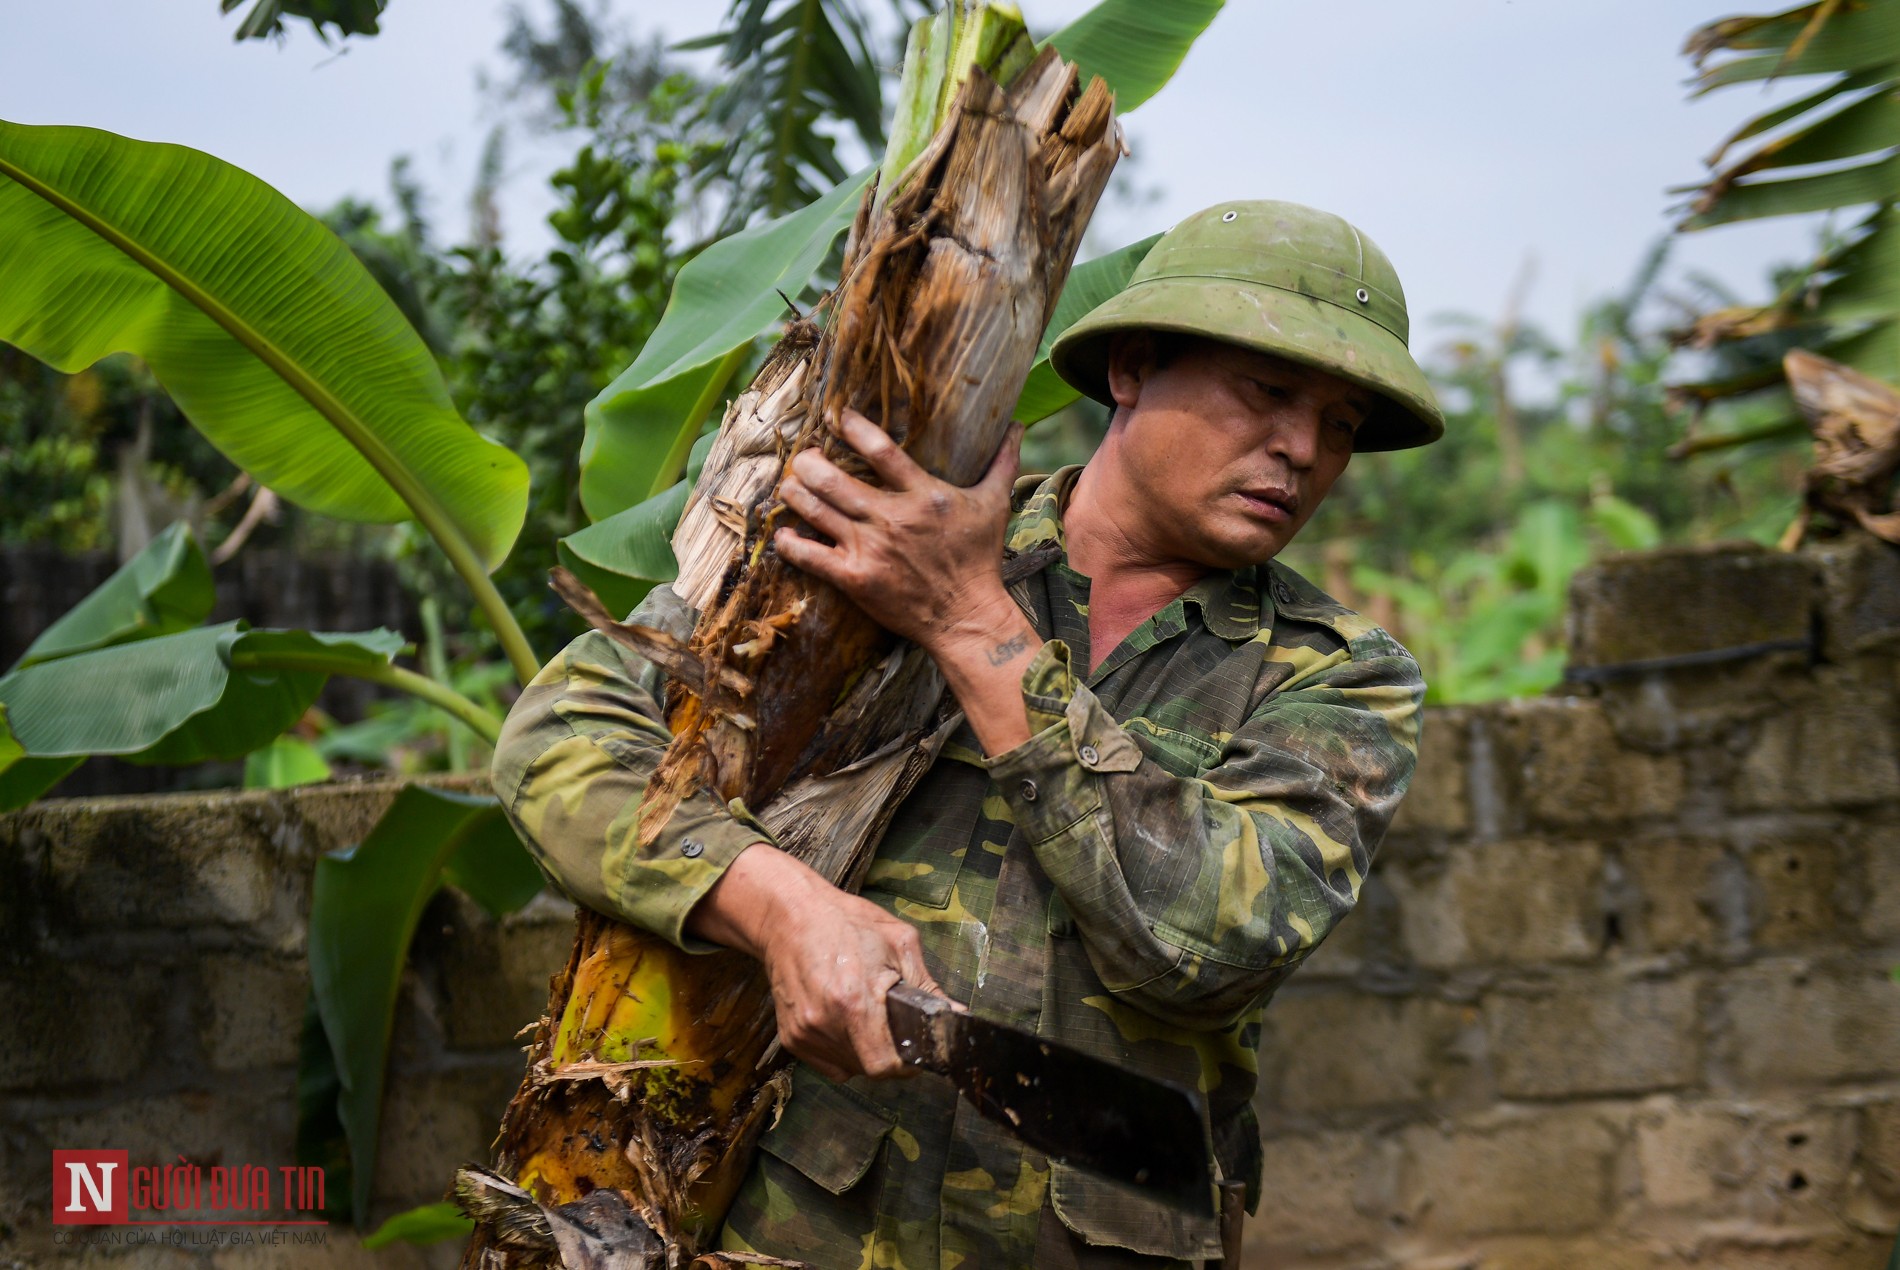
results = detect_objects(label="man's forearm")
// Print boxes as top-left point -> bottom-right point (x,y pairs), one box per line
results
685,842 -> 811,958
926,590 -> 1042,756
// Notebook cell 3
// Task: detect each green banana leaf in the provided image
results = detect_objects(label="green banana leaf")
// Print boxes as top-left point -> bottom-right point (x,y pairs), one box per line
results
0,624 -> 406,810
1013,232 -> 1163,423
1589,494 -> 1663,553
243,736 -> 334,789
0,706 -> 20,774
15,521 -> 214,668
557,432 -> 719,614
1683,155 -> 1900,230
1704,67 -> 1889,164
579,172 -> 871,521
304,785 -> 543,1225
0,120 -> 528,573
576,0 -> 1226,524
559,480 -> 692,617
0,756 -> 81,810
1732,91 -> 1900,178
294,991 -> 354,1222
1042,0 -> 1224,112
1688,5 -> 1900,89
0,707 -> 55,808
363,1202 -> 474,1249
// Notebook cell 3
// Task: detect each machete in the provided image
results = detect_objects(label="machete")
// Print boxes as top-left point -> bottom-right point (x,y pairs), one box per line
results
885,984 -> 1214,1212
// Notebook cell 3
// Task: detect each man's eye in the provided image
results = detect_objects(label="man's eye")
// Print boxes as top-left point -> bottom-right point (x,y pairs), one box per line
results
1251,378 -> 1292,401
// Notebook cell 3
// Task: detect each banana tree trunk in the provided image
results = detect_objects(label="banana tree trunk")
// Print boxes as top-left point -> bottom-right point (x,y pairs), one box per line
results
458,36 -> 1120,1270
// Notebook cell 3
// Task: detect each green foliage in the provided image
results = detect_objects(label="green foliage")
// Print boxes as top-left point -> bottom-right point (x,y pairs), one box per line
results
0,118 -> 539,685
1013,233 -> 1162,422
568,0 -> 1226,605
1,0 -> 1229,1223
1040,0 -> 1225,113
0,120 -> 530,575
0,348 -> 243,555
243,735 -> 333,788
0,624 -> 408,807
313,654 -> 516,773
220,0 -> 386,42
1672,0 -> 1900,447
363,1202 -> 475,1248
0,524 -> 216,804
1345,503 -> 1575,705
577,168 -> 868,520
684,0 -> 923,231
15,521 -> 212,667
560,432 -> 719,617
302,785 -> 542,1225
427,64 -> 713,651
0,355 -> 113,551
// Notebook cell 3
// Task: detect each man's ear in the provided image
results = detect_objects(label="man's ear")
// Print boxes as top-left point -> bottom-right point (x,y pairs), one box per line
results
1105,331 -> 1154,412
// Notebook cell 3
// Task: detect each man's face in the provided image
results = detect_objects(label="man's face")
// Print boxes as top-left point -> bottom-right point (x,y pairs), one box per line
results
1103,334 -> 1370,569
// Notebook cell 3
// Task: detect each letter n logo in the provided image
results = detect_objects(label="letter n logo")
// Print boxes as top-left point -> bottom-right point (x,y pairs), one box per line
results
52,1151 -> 128,1224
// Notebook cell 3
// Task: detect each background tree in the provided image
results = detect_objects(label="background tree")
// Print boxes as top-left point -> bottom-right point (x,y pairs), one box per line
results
1670,0 -> 1900,458
221,0 -> 388,42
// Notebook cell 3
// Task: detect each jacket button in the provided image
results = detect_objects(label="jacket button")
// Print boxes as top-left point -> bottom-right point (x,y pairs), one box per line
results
681,838 -> 704,858
1019,779 -> 1039,802
1274,580 -> 1295,604
1078,744 -> 1100,767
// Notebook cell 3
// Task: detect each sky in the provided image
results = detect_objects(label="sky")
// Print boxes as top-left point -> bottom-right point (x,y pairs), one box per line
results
0,1 -> 1828,360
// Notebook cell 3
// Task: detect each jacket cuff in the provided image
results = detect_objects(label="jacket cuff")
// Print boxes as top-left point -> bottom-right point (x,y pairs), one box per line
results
983,640 -> 1143,842
602,792 -> 775,954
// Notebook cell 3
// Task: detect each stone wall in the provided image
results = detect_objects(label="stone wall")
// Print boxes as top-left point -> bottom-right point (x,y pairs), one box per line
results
0,775 -> 566,1270
0,541 -> 1896,1269
1247,541 -> 1900,1268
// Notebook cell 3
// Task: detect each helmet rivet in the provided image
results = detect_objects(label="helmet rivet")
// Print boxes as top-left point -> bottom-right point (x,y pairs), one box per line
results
1355,287 -> 1371,304
1221,211 -> 1238,223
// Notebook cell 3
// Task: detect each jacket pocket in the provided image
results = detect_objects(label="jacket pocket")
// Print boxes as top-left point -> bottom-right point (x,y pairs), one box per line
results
1049,1162 -> 1224,1262
758,1066 -> 896,1196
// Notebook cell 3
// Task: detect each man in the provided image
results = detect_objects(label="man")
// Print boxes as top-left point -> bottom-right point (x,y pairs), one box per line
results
493,199 -> 1443,1268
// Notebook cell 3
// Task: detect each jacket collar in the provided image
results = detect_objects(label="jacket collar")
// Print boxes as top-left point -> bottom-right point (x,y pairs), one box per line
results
1005,466 -> 1264,642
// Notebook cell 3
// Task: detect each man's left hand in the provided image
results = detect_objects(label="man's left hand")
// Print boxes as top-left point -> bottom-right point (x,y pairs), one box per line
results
773,409 -> 1024,654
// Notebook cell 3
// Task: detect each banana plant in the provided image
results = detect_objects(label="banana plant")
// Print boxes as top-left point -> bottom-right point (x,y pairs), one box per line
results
565,0 -> 1220,602
0,114 -> 543,1229
0,0 -> 1223,1235
0,119 -> 536,682
1671,0 -> 1900,453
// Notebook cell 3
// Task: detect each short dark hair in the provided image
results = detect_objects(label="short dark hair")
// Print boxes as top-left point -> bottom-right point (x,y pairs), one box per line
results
1149,330 -> 1192,370
1110,329 -> 1203,377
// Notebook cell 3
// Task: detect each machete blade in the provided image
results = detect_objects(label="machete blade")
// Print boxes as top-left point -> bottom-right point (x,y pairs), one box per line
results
886,984 -> 1214,1213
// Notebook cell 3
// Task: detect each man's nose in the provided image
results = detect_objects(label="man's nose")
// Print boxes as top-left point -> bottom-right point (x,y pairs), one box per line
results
1266,403 -> 1325,469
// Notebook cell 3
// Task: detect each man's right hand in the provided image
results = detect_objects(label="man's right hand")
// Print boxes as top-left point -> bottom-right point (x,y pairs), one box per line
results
685,843 -> 941,1082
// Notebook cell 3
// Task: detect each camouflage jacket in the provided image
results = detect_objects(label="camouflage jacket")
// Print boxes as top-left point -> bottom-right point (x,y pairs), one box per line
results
492,467 -> 1424,1268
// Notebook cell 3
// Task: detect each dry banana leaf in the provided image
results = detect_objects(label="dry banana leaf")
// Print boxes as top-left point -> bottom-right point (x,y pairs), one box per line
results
1781,348 -> 1900,549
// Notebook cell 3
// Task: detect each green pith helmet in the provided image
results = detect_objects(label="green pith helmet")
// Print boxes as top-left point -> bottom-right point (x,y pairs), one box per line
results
1050,199 -> 1445,452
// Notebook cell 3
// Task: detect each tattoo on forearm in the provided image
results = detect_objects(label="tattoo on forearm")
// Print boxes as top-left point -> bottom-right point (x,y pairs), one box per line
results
985,633 -> 1031,666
